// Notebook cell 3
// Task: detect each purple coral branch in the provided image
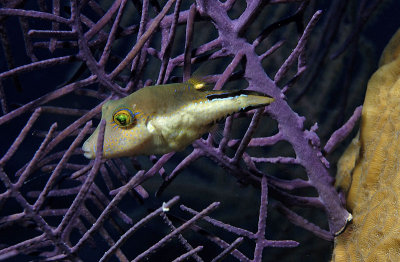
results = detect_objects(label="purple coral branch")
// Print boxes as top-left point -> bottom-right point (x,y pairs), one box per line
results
172,246 -> 203,262
250,156 -> 300,164
99,196 -> 180,262
218,116 -> 233,151
324,105 -> 362,154
183,4 -> 196,82
196,0 -> 349,234
26,187 -> 80,198
72,169 -> 148,253
33,121 -> 92,211
254,176 -> 269,260
157,0 -> 182,85
170,38 -> 222,67
276,202 -> 333,240
133,202 -> 219,261
206,236 -> 250,262
42,99 -> 107,158
0,108 -> 42,166
79,206 -> 130,261
0,208 -> 68,228
253,2 -> 306,48
15,122 -> 58,187
156,149 -> 203,196
160,212 -> 204,262
180,176 -> 298,261
105,160 -> 149,200
232,109 -> 263,163
211,237 -> 243,262
0,234 -> 48,260
0,55 -> 77,79
274,10 -> 322,84
228,132 -> 283,147
86,180 -> 134,224
214,51 -> 245,91
72,0 -> 126,96
180,204 -> 254,239
0,119 -> 105,261
19,17 -> 38,61
98,0 -> 128,66
55,121 -> 105,234
259,40 -> 285,61
262,176 -> 311,191
49,0 -> 61,53
254,176 -> 299,259
0,76 -> 97,125
110,0 -> 177,80
293,0 -> 348,101
0,168 -> 73,256
84,0 -> 123,40
71,162 -> 93,179
0,8 -> 71,24
129,0 -> 149,75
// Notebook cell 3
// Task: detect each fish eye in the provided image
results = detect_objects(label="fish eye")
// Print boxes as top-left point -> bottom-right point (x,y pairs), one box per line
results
112,108 -> 135,127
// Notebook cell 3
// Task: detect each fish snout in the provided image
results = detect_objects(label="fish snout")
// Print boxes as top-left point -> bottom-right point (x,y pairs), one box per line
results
82,139 -> 95,159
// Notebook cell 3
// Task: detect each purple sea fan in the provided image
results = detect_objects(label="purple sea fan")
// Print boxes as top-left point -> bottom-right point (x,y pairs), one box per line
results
0,0 -> 395,261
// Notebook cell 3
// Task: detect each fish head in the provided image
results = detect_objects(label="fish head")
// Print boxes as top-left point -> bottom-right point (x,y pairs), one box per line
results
82,99 -> 151,159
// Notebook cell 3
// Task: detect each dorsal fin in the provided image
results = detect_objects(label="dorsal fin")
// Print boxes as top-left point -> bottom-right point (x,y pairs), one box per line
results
186,77 -> 213,90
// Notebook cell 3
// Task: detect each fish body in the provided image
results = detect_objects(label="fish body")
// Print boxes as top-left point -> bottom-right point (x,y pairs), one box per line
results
82,79 -> 274,159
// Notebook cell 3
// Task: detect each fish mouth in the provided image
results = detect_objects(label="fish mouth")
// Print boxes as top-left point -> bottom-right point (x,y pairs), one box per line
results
83,150 -> 94,159
82,141 -> 95,159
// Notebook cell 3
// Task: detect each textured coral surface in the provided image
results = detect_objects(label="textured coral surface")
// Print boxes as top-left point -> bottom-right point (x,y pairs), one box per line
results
333,28 -> 400,262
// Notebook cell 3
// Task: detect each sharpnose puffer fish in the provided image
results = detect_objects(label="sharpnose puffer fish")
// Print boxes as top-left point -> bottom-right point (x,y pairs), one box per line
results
82,79 -> 274,159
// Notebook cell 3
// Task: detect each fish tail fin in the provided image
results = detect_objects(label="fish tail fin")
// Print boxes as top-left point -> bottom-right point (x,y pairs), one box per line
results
206,90 -> 274,110
238,91 -> 274,111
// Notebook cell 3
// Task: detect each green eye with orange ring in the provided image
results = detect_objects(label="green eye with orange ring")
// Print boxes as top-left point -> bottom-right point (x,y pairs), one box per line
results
112,108 -> 135,128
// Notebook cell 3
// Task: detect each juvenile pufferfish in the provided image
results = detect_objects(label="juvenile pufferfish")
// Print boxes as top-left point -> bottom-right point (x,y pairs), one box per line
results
82,79 -> 274,159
